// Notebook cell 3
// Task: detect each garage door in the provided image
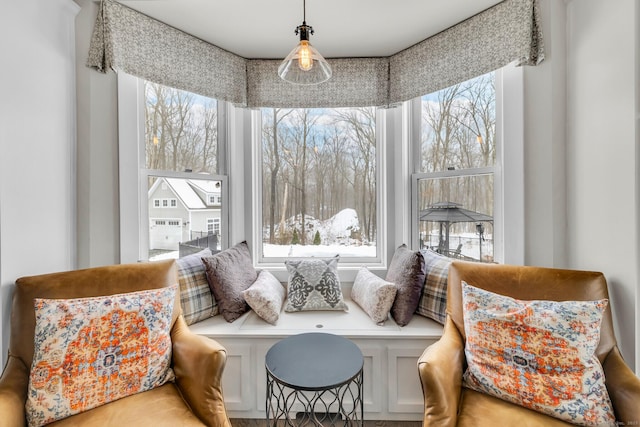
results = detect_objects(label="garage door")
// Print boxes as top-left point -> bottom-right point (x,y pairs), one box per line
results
150,218 -> 182,250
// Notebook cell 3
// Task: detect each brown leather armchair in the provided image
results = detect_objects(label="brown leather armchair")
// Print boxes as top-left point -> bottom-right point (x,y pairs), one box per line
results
418,261 -> 640,427
0,260 -> 231,427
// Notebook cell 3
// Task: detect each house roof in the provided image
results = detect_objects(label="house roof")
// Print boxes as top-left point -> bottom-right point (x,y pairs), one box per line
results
149,177 -> 221,210
166,178 -> 206,209
189,179 -> 221,194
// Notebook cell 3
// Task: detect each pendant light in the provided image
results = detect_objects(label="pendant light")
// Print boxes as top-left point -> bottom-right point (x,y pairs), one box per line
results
277,0 -> 332,85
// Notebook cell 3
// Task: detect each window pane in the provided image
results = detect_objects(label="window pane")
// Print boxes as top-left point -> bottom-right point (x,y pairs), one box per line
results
145,82 -> 218,174
417,174 -> 494,262
416,71 -> 496,263
147,176 -> 223,260
261,107 -> 377,258
420,72 -> 495,173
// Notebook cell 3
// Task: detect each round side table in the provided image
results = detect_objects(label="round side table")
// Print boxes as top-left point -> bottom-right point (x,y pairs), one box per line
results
265,332 -> 364,426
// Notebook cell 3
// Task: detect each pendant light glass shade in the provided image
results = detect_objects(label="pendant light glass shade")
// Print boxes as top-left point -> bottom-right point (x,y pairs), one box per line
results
278,0 -> 332,85
278,39 -> 332,84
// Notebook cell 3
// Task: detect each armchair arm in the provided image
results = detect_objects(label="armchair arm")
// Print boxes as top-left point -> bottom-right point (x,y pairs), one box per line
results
0,355 -> 30,427
602,346 -> 640,425
171,316 -> 231,427
418,316 -> 465,427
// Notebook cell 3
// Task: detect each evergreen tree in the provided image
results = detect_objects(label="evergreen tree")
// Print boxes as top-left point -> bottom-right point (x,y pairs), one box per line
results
291,229 -> 300,245
313,230 -> 321,245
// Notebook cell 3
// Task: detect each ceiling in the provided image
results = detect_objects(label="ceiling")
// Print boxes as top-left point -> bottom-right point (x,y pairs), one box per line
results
116,0 -> 503,59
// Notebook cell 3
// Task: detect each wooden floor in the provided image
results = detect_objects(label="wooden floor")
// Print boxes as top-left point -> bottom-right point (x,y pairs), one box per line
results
230,420 -> 421,427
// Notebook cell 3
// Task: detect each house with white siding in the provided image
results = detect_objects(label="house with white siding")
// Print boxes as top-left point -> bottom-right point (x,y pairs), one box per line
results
148,177 -> 221,250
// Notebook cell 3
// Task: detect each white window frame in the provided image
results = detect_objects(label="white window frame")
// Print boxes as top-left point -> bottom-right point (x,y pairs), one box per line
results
207,217 -> 221,235
118,66 -> 523,269
249,108 -> 388,278
117,72 -> 229,263
408,65 -> 524,264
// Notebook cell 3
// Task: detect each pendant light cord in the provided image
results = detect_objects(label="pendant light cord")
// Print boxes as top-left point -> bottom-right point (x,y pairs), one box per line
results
303,0 -> 306,24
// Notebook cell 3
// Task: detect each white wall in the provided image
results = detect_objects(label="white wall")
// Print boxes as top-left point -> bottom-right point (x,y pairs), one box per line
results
520,0 -> 638,372
75,0 -> 120,268
0,0 -> 79,366
522,0 -> 568,268
565,0 -> 638,370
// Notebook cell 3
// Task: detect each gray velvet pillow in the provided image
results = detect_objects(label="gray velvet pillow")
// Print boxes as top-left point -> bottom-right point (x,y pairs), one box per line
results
386,244 -> 426,326
202,241 -> 258,322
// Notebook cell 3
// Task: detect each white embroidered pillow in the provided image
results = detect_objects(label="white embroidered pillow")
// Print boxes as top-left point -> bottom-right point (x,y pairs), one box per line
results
351,267 -> 396,325
243,270 -> 286,324
284,256 -> 348,312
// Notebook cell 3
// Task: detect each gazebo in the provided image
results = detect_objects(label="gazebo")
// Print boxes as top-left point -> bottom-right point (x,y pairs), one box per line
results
418,201 -> 493,258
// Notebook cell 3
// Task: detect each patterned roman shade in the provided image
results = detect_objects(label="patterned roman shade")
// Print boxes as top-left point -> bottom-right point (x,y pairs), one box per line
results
388,0 -> 543,104
87,0 -> 247,106
87,0 -> 544,108
247,58 -> 389,108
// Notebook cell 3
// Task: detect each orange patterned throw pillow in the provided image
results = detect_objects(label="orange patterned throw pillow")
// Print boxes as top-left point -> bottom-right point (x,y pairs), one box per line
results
461,282 -> 616,427
26,286 -> 177,427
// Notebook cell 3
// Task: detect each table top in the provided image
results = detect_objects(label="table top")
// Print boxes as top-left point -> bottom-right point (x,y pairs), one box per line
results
265,332 -> 364,391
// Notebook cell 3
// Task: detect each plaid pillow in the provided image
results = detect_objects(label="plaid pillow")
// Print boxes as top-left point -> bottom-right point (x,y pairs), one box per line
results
176,248 -> 218,325
416,249 -> 450,324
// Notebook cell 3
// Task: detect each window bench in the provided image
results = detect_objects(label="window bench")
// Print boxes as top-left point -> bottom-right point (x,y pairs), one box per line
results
189,295 -> 444,421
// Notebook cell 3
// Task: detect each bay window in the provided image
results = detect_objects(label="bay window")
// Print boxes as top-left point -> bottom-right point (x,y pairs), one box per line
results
119,65 -> 523,269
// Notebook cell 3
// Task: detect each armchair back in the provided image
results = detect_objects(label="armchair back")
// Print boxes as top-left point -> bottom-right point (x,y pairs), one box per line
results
9,260 -> 179,372
447,261 -> 617,363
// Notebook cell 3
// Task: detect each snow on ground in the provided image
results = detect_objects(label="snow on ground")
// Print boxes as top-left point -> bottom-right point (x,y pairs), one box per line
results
422,231 -> 494,261
149,209 -> 493,261
324,208 -> 360,240
150,250 -> 179,261
263,243 -> 375,258
272,208 -> 364,245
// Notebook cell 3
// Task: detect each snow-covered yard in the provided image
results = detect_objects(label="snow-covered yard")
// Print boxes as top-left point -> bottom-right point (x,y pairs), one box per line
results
149,208 -> 493,262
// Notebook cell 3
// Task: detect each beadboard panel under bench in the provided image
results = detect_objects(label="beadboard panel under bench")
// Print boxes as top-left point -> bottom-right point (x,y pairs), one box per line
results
190,297 -> 443,421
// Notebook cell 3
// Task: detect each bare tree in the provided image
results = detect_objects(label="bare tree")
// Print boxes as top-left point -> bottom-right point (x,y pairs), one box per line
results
333,107 -> 376,242
260,106 -> 378,250
287,109 -> 317,244
144,81 -> 218,175
419,73 -> 496,240
262,108 -> 293,243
